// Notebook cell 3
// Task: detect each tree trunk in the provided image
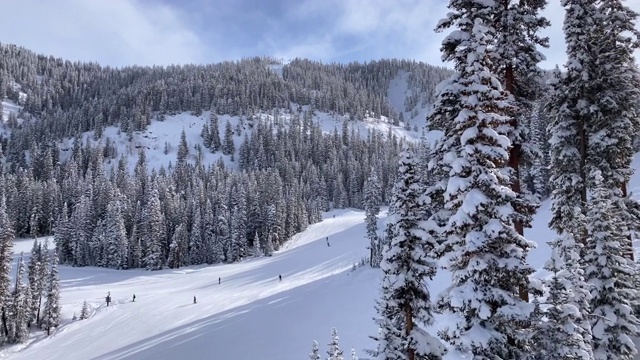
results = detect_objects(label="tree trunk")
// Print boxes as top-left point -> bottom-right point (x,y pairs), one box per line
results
36,294 -> 42,325
621,182 -> 635,261
578,117 -> 588,248
504,64 -> 529,303
405,304 -> 415,360
2,306 -> 9,338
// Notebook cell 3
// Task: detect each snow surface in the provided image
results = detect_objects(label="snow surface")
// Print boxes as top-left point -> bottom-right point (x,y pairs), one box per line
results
5,151 -> 640,358
0,100 -> 21,123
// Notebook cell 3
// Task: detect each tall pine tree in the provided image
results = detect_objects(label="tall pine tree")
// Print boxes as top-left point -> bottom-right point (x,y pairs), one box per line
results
430,1 -> 537,356
371,149 -> 444,360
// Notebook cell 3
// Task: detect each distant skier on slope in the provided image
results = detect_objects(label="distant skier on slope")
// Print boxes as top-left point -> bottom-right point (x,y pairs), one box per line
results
194,296 -> 197,304
326,237 -> 330,247
279,274 -> 282,281
219,277 -> 221,284
132,294 -> 136,302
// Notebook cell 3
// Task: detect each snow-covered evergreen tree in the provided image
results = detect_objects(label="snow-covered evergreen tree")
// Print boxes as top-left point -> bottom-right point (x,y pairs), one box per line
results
42,251 -> 60,336
223,120 -> 235,156
209,112 -> 221,152
492,0 -> 548,269
167,223 -> 188,269
79,300 -> 89,320
534,247 -> 594,360
364,168 -> 382,267
584,171 -> 639,360
0,195 -> 14,340
327,327 -> 344,360
431,1 -> 537,356
588,0 -> 640,261
143,184 -> 165,270
351,348 -> 358,360
264,232 -> 275,257
371,149 -> 444,360
10,253 -> 30,343
309,339 -> 321,360
252,232 -> 262,257
546,0 -> 599,242
103,196 -> 128,269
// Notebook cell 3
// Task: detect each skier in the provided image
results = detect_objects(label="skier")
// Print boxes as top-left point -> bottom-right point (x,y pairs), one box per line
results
218,277 -> 221,284
326,237 -> 330,247
132,294 -> 136,302
279,274 -> 282,281
194,296 -> 197,304
106,292 -> 111,307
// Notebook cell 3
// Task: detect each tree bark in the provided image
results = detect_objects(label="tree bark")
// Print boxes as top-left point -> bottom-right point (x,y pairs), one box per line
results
405,304 -> 415,360
621,182 -> 635,261
504,64 -> 530,303
2,306 -> 9,338
578,116 -> 588,248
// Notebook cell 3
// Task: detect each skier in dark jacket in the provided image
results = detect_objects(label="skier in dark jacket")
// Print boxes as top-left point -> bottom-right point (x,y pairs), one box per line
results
132,294 -> 136,302
326,237 -> 330,247
278,274 -> 282,281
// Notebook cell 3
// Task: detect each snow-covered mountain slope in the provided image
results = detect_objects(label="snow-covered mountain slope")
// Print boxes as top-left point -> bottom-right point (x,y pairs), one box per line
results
5,158 -> 640,359
58,107 -> 423,173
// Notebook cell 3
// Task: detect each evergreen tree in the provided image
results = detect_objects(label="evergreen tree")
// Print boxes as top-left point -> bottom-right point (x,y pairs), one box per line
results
201,123 -> 211,149
371,149 -> 444,360
364,168 -> 382,267
264,232 -> 275,257
104,197 -> 128,269
309,339 -> 321,360
79,300 -> 89,320
27,239 -> 44,326
143,184 -> 165,270
167,223 -> 188,269
546,0 -> 599,244
0,195 -> 14,340
492,0 -> 548,262
327,327 -> 344,360
431,1 -> 536,356
588,0 -> 640,260
10,253 -> 30,343
177,129 -> 189,163
584,171 -> 639,360
209,112 -> 221,152
351,348 -> 358,360
42,251 -> 60,336
189,207 -> 204,265
534,246 -> 594,359
252,232 -> 262,257
223,120 -> 235,156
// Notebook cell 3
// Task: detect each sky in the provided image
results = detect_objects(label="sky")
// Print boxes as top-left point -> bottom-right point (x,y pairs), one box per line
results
1,0 -> 639,69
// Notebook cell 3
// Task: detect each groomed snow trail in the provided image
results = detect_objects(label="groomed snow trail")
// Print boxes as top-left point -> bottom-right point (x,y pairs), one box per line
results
4,209 -> 382,360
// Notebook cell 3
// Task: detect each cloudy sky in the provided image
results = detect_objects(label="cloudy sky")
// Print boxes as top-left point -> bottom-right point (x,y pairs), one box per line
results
1,0 -> 639,69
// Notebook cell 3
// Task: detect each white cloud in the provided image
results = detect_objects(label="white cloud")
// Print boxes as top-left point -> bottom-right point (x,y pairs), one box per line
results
0,0 -> 206,67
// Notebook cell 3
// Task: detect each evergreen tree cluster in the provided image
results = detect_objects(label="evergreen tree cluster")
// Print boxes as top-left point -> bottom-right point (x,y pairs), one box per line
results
0,110 -> 406,269
372,0 -> 640,359
0,220 -> 60,345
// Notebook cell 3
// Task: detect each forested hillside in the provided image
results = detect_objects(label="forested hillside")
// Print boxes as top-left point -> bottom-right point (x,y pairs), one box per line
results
0,43 -> 460,270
